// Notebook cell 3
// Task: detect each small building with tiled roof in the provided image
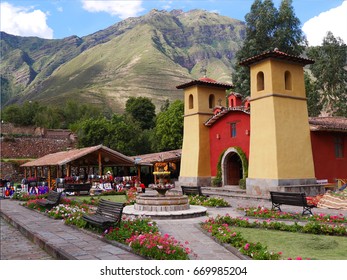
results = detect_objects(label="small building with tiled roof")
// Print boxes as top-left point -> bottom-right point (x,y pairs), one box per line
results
132,150 -> 182,186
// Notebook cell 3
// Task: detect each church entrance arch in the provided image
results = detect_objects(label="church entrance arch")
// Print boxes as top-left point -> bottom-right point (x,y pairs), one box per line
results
221,147 -> 245,186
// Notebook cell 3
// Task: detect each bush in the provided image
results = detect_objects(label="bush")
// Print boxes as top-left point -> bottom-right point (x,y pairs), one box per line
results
239,178 -> 246,189
188,195 -> 230,207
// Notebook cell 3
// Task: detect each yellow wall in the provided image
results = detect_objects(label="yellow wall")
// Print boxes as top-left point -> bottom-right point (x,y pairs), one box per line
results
248,58 -> 315,180
180,84 -> 227,178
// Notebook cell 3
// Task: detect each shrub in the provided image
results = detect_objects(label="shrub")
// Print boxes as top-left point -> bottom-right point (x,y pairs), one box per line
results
126,233 -> 193,260
188,195 -> 230,207
105,216 -> 159,243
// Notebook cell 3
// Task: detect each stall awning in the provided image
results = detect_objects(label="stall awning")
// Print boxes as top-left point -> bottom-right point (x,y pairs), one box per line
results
21,145 -> 135,167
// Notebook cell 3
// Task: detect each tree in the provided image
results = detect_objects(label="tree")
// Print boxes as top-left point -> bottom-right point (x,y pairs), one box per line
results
232,0 -> 306,97
72,114 -> 152,156
108,114 -> 152,156
153,100 -> 184,151
125,97 -> 156,130
73,117 -> 112,148
305,73 -> 322,117
1,101 -> 42,126
307,32 -> 347,116
34,106 -> 64,128
274,0 -> 306,54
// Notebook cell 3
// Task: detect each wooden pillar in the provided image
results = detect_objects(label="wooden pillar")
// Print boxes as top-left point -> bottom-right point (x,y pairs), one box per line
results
48,167 -> 51,189
66,164 -> 71,177
34,167 -> 37,178
98,151 -> 102,176
137,165 -> 141,182
24,168 -> 27,178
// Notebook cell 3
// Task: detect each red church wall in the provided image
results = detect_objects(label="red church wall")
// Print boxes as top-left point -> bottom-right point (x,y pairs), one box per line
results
209,111 -> 250,176
208,108 -> 346,182
310,131 -> 347,183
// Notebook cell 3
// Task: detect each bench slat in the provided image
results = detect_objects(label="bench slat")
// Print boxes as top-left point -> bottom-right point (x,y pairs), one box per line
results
181,186 -> 209,197
37,191 -> 62,209
82,199 -> 125,230
270,191 -> 314,215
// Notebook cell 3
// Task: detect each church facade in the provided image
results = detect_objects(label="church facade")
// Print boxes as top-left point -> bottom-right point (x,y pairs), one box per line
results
176,50 -> 347,195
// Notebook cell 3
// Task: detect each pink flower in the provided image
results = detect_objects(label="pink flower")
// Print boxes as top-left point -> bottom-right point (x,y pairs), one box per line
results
244,243 -> 250,250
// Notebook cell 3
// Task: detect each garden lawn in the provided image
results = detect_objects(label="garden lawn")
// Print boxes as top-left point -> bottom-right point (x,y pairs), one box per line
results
230,227 -> 347,260
71,195 -> 127,204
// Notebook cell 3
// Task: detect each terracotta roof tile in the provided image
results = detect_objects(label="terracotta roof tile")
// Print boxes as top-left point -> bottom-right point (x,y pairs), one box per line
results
239,49 -> 314,66
176,77 -> 233,89
21,145 -> 134,167
133,149 -> 182,165
309,117 -> 347,132
205,106 -> 250,127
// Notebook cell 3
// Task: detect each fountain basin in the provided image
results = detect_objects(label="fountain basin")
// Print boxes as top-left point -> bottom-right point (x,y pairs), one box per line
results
134,194 -> 189,211
124,204 -> 207,219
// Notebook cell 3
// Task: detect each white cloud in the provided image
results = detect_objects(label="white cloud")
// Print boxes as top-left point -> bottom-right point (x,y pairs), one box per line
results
0,2 -> 53,39
81,0 -> 144,19
302,1 -> 347,46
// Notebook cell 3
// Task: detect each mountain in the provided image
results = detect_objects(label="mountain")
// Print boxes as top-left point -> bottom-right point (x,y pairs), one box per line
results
0,9 -> 245,113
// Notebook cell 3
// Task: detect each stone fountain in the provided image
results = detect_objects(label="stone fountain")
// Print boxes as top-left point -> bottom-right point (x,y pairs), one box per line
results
123,165 -> 206,219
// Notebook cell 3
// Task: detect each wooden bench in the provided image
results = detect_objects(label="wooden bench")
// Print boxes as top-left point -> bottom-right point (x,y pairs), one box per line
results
181,186 -> 209,197
36,191 -> 62,209
270,191 -> 315,215
82,199 -> 125,230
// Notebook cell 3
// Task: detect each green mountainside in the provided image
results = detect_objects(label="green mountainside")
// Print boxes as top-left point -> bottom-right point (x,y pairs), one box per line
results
0,9 -> 245,113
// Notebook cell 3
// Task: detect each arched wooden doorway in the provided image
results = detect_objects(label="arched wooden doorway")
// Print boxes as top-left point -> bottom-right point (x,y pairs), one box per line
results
222,148 -> 244,186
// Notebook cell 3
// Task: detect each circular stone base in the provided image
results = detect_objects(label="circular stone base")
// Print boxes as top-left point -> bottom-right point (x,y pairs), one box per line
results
134,194 -> 190,211
123,205 -> 207,219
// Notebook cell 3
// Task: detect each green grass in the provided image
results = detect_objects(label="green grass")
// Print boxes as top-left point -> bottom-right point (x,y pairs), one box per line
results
230,227 -> 347,260
71,195 -> 127,204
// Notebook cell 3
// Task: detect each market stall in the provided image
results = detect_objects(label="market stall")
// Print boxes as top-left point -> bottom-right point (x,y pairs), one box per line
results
20,145 -> 136,193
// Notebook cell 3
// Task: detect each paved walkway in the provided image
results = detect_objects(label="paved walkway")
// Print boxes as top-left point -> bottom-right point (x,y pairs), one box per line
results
1,189 -> 347,260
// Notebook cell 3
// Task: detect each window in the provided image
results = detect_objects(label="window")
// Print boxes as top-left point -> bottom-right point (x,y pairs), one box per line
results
189,94 -> 194,109
335,136 -> 344,158
230,123 -> 237,138
285,71 -> 292,90
209,94 -> 215,109
257,71 -> 264,91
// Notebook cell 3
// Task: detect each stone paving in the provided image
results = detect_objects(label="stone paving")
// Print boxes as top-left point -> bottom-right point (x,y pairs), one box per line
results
1,217 -> 54,260
1,188 -> 347,260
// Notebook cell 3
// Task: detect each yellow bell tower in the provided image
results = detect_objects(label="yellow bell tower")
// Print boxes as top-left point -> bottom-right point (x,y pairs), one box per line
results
176,77 -> 232,186
240,50 -> 317,195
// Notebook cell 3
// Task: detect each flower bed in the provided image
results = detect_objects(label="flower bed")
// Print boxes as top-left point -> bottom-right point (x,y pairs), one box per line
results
201,216 -> 281,260
104,216 -> 193,260
206,214 -> 347,237
240,206 -> 347,223
21,191 -> 194,260
200,214 -> 342,260
188,195 -> 230,207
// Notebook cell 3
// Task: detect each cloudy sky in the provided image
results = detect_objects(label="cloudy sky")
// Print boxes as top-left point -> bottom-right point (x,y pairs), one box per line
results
1,0 -> 346,46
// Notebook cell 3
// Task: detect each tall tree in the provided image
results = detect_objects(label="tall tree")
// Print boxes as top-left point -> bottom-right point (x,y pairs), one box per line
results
307,32 -> 347,116
125,97 -> 156,130
153,100 -> 184,152
232,0 -> 306,97
305,73 -> 322,117
274,0 -> 306,55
